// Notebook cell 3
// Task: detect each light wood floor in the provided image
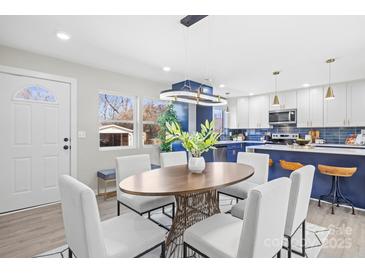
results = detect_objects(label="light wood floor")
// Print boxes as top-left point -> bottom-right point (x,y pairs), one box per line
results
0,197 -> 364,258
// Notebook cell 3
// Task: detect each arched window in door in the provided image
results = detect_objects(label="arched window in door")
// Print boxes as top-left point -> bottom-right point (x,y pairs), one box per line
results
14,85 -> 57,103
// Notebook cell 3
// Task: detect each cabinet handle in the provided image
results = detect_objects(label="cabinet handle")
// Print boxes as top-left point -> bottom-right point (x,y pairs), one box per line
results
343,120 -> 346,125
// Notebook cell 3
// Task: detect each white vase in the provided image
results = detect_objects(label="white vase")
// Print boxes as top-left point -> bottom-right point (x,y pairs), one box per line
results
188,157 -> 206,173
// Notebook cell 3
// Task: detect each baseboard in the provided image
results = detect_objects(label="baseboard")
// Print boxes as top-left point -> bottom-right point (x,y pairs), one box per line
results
310,198 -> 365,213
0,201 -> 61,216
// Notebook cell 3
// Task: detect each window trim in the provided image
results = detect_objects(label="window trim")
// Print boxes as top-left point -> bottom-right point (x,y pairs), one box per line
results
141,97 -> 167,148
98,91 -> 138,150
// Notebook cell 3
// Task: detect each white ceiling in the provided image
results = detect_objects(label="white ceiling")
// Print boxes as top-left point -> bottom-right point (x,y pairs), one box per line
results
1,15 -> 365,97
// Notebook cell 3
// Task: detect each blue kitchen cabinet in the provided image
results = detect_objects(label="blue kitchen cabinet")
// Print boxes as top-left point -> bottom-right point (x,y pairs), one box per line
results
227,143 -> 242,162
202,150 -> 214,162
171,141 -> 213,162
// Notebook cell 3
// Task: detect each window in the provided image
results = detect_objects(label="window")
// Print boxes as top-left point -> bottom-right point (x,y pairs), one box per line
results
142,98 -> 168,145
14,85 -> 56,103
98,93 -> 135,148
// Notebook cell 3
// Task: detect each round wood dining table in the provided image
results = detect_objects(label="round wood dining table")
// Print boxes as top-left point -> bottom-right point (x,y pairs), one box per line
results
119,162 -> 254,256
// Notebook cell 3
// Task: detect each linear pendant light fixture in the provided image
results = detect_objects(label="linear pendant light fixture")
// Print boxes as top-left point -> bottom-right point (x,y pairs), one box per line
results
160,84 -> 227,106
272,71 -> 280,106
160,15 -> 227,107
325,58 -> 336,100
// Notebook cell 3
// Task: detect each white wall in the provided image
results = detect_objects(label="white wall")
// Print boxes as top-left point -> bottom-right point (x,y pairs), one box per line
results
0,45 -> 166,190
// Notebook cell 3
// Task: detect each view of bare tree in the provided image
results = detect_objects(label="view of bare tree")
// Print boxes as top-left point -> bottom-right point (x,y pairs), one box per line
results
99,93 -> 134,122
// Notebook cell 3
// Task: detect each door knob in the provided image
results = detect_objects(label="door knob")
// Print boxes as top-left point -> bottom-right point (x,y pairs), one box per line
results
63,145 -> 69,150
64,137 -> 69,142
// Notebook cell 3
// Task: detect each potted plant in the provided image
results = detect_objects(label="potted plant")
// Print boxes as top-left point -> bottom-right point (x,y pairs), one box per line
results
166,120 -> 221,173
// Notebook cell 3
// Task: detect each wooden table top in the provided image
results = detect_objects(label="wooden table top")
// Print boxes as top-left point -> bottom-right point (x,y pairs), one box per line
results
119,162 -> 255,196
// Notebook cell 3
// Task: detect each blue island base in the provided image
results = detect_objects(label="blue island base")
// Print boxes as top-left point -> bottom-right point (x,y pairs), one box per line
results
256,149 -> 365,210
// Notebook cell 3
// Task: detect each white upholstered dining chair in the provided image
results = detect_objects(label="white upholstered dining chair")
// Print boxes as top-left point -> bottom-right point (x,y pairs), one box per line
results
116,154 -> 175,230
59,175 -> 166,258
231,165 -> 315,257
183,177 -> 291,258
219,152 -> 270,201
160,151 -> 188,168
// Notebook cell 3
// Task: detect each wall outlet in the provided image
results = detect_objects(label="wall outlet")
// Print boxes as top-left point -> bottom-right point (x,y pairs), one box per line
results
78,131 -> 87,138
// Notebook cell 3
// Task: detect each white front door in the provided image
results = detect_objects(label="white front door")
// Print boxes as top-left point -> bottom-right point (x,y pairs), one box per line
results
0,71 -> 71,213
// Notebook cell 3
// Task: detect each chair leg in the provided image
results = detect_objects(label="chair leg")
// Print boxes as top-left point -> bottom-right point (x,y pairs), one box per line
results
160,242 -> 166,258
183,242 -> 188,258
68,248 -> 73,258
302,221 -> 306,257
331,177 -> 337,214
117,201 -> 120,216
287,236 -> 292,258
277,250 -> 281,258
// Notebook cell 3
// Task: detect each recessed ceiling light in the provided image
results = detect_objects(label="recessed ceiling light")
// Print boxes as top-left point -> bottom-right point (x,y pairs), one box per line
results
162,66 -> 171,72
302,83 -> 310,87
219,84 -> 225,88
249,92 -> 254,96
56,31 -> 71,41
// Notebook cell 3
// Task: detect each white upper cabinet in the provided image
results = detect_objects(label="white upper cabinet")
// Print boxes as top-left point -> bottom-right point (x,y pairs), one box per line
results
309,87 -> 324,127
236,97 -> 249,128
346,80 -> 365,127
296,89 -> 310,127
324,83 -> 347,127
249,94 -> 269,128
227,98 -> 238,128
296,87 -> 323,128
269,90 -> 297,110
226,80 -> 365,130
226,97 -> 249,128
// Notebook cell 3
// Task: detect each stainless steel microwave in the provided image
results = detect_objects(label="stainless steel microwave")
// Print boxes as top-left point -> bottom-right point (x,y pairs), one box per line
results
269,109 -> 297,125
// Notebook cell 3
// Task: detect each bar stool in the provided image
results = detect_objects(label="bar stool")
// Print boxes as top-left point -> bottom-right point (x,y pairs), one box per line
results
318,164 -> 357,215
280,160 -> 304,171
269,159 -> 274,167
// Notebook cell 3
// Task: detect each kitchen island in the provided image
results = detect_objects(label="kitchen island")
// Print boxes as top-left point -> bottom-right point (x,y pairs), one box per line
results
172,140 -> 267,162
247,144 -> 365,210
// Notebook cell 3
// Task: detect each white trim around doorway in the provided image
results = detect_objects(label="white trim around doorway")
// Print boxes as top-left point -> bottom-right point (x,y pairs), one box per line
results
0,64 -> 78,178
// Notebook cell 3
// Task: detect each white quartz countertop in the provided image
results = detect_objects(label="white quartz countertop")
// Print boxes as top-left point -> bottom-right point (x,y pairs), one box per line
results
312,143 -> 365,149
216,140 -> 266,145
247,144 -> 365,156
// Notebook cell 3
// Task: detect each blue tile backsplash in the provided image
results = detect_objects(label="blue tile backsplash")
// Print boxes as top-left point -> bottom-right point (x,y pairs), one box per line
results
228,126 -> 365,144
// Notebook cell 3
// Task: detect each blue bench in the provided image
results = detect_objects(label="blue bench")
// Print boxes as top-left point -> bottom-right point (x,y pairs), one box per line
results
97,169 -> 117,200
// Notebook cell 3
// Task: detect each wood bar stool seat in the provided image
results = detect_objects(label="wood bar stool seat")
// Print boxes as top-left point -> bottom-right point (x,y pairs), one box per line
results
280,160 -> 304,171
269,159 -> 274,167
318,164 -> 357,215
